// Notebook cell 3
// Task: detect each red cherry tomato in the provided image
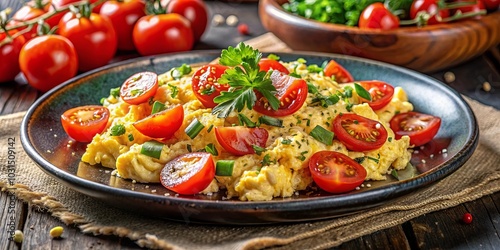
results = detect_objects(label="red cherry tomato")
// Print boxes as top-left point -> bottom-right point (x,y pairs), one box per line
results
120,71 -> 159,105
133,13 -> 194,56
191,64 -> 229,108
323,59 -> 354,83
48,0 -> 104,25
258,58 -> 290,74
389,111 -> 441,147
482,0 -> 499,10
0,30 -> 26,83
58,11 -> 117,72
99,0 -> 146,51
453,0 -> 486,15
214,127 -> 269,156
357,80 -> 395,110
253,70 -> 308,117
308,151 -> 367,194
166,0 -> 208,42
19,35 -> 78,92
332,113 -> 388,151
160,152 -> 215,195
133,105 -> 184,138
359,2 -> 400,30
61,105 -> 110,142
410,0 -> 450,25
9,1 -> 56,41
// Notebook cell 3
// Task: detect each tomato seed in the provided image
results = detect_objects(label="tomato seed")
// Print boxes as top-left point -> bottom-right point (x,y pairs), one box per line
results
462,213 -> 473,224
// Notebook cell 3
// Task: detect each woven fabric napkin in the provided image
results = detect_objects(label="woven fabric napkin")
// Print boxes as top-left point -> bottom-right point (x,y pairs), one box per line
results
1,33 -> 500,250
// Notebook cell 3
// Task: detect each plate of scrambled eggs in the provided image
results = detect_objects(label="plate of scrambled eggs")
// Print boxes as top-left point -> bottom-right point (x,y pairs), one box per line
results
21,45 -> 478,224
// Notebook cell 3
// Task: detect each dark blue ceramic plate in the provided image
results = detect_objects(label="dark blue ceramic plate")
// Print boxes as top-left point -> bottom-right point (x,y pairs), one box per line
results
20,51 -> 478,224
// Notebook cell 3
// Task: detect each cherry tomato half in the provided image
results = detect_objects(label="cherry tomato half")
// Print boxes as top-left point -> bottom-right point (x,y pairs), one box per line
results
19,34 -> 78,92
61,105 -> 110,142
166,0 -> 208,42
133,104 -> 184,138
357,80 -> 394,110
191,64 -> 229,108
323,59 -> 353,83
0,29 -> 26,83
309,151 -> 367,194
160,152 -> 215,195
258,58 -> 290,74
254,70 -> 308,117
389,111 -> 441,147
214,127 -> 269,156
359,2 -> 400,30
410,0 -> 450,25
120,71 -> 159,105
332,113 -> 388,151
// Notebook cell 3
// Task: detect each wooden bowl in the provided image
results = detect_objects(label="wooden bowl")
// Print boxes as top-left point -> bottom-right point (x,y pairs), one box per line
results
259,0 -> 500,73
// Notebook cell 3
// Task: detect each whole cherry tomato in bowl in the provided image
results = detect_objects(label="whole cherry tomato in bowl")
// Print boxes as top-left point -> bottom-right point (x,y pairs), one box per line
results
0,29 -> 26,83
410,0 -> 451,25
358,2 -> 400,30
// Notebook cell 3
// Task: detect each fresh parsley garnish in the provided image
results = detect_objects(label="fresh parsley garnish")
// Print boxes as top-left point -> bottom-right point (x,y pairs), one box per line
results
212,43 -> 280,118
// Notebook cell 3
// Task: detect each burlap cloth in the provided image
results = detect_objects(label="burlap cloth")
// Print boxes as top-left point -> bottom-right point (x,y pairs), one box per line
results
1,33 -> 500,249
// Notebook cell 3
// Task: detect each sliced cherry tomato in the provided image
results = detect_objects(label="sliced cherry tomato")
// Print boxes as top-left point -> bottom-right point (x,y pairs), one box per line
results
410,0 -> 450,25
258,58 -> 290,74
253,70 -> 308,117
332,113 -> 388,151
0,29 -> 26,83
160,152 -> 215,195
191,64 -> 229,108
389,111 -> 441,147
133,104 -> 184,138
166,0 -> 208,42
359,2 -> 400,30
133,13 -> 194,56
120,71 -> 159,105
61,105 -> 110,142
58,11 -> 117,72
323,59 -> 353,83
357,80 -> 394,110
19,34 -> 78,92
99,0 -> 146,51
214,127 -> 268,156
309,151 -> 367,194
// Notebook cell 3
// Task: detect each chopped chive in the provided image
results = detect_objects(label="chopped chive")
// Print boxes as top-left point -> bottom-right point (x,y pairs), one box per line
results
296,150 -> 308,161
307,82 -> 318,94
207,124 -> 214,133
261,154 -> 275,166
309,125 -> 334,146
354,157 -> 365,164
141,140 -> 164,159
128,134 -> 134,141
151,101 -> 166,114
168,84 -> 179,98
391,169 -> 399,180
216,160 -> 235,176
187,144 -> 192,152
259,116 -> 283,127
238,114 -> 257,128
205,143 -> 218,156
110,124 -> 126,136
252,145 -> 266,155
343,86 -> 353,98
388,137 -> 393,142
354,82 -> 372,101
282,139 -> 292,145
366,156 -> 380,164
185,119 -> 205,139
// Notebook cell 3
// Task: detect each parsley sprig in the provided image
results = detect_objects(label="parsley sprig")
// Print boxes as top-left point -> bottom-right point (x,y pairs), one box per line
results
212,43 -> 280,118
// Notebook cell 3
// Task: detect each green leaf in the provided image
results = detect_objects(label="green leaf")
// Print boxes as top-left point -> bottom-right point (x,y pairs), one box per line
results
354,83 -> 372,101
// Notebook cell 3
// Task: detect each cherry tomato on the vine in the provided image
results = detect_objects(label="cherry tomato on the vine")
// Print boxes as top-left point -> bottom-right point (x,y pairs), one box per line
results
48,0 -> 104,25
323,59 -> 353,83
9,1 -> 56,41
0,30 -> 26,83
215,127 -> 269,156
309,151 -> 367,194
389,111 -> 441,147
332,113 -> 388,151
191,64 -> 229,108
357,80 -> 394,110
99,0 -> 146,51
133,104 -> 184,138
410,0 -> 450,25
19,34 -> 78,92
253,70 -> 308,117
453,0 -> 486,16
120,71 -> 159,105
160,152 -> 215,195
61,105 -> 110,142
58,10 -> 117,72
166,0 -> 208,42
133,13 -> 194,56
258,58 -> 290,74
359,2 -> 400,30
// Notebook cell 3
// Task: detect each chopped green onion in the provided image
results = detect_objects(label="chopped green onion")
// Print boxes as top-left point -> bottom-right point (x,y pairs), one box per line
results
185,119 -> 205,139
168,84 -> 179,98
110,124 -> 126,136
307,82 -> 319,94
151,101 -> 166,114
207,124 -> 214,133
216,160 -> 234,176
388,137 -> 393,142
307,64 -> 323,73
343,86 -> 353,98
309,125 -> 334,146
354,157 -> 365,164
259,116 -> 283,127
238,114 -> 257,128
297,58 -> 306,64
354,83 -> 372,101
141,140 -> 164,159
391,169 -> 399,180
128,134 -> 134,142
296,150 -> 308,161
261,154 -> 276,167
281,138 -> 292,145
110,87 -> 120,98
252,145 -> 266,155
187,144 -> 192,152
267,54 -> 280,60
205,143 -> 218,156
171,63 -> 192,79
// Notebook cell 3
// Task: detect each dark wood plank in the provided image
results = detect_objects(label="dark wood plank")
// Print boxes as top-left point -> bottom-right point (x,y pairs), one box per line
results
337,226 -> 410,250
0,191 -> 26,250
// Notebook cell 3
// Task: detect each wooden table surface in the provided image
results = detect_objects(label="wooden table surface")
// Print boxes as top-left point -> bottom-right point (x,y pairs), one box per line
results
1,1 -> 500,249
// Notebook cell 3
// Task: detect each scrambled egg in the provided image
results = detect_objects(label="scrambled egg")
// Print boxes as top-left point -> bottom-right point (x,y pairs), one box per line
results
81,60 -> 414,201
